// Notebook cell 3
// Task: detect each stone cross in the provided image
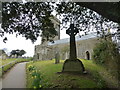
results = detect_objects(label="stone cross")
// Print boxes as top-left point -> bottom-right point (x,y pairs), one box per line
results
66,24 -> 79,60
62,24 -> 85,73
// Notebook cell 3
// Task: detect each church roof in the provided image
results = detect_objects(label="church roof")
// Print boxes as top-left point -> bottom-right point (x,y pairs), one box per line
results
48,32 -> 97,45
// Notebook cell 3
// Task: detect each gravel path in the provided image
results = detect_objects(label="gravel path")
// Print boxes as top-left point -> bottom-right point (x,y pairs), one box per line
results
2,62 -> 27,88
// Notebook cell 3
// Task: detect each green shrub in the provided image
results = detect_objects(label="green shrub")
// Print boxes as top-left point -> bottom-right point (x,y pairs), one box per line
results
91,71 -> 106,88
31,71 -> 43,89
28,65 -> 36,71
92,41 -> 108,65
27,65 -> 43,89
92,39 -> 120,78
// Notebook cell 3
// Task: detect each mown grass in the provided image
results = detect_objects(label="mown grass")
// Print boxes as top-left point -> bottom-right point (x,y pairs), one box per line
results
81,59 -> 119,88
26,59 -> 114,88
0,58 -> 17,77
0,58 -> 32,77
0,58 -> 17,66
1,58 -> 32,66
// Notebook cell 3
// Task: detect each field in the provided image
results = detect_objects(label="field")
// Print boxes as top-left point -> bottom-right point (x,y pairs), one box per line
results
26,59 -> 118,88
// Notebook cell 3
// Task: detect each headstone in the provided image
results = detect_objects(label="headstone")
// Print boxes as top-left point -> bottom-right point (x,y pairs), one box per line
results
11,55 -> 14,58
62,24 -> 85,73
55,52 -> 60,64
14,54 -> 17,58
2,54 -> 6,60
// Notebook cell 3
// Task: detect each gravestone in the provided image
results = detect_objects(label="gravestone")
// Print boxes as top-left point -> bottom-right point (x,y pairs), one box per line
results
62,24 -> 85,73
55,52 -> 60,64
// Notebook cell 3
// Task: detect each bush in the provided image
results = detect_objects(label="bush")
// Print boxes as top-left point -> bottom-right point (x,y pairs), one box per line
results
27,65 -> 43,89
91,71 -> 106,88
92,41 -> 108,65
92,39 -> 120,78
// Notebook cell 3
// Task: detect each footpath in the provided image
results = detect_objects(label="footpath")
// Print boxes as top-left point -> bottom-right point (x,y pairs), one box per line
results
0,62 -> 27,88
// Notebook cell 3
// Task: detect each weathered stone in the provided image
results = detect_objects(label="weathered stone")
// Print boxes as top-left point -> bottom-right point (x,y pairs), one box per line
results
62,59 -> 85,73
34,36 -> 99,60
55,52 -> 60,64
62,24 -> 85,73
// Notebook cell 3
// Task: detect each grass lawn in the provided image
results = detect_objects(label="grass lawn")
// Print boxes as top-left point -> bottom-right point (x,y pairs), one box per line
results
26,59 -> 119,88
1,58 -> 32,66
1,58 -> 18,66
0,59 -> 2,67
0,58 -> 32,77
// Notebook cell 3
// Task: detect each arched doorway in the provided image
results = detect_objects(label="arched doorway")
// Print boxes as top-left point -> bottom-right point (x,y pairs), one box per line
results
86,51 -> 90,60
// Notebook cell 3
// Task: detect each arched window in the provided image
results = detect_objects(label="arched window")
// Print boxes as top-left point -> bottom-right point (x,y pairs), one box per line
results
86,51 -> 90,60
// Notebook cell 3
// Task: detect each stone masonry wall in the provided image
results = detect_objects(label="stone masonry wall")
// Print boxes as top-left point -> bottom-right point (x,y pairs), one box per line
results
34,37 -> 99,60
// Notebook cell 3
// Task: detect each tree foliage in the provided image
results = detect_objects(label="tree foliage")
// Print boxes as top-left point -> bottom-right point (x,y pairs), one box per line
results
92,39 -> 120,78
76,2 -> 120,23
2,2 -> 57,43
1,2 -> 119,43
56,2 -> 118,37
19,49 -> 26,56
10,49 -> 26,57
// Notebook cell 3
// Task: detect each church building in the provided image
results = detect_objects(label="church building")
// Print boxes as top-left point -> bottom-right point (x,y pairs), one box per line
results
34,16 -> 99,60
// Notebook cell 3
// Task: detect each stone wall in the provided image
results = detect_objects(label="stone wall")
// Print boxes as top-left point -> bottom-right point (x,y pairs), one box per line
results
34,37 -> 99,60
76,38 -> 99,60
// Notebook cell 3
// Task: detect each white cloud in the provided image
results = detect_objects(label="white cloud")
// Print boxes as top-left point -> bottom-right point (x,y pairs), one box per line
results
0,33 -> 41,57
60,28 -> 69,39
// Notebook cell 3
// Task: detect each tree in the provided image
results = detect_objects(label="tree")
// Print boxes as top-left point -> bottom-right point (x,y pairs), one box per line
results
10,49 -> 26,57
92,39 -> 120,87
56,2 -> 118,35
10,49 -> 19,57
75,2 -> 120,41
76,2 -> 120,23
1,1 -> 120,23
19,49 -> 26,56
1,2 -> 57,43
1,2 -> 119,43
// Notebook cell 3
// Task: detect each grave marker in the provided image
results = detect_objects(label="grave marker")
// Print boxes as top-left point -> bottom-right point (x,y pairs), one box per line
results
62,24 -> 85,73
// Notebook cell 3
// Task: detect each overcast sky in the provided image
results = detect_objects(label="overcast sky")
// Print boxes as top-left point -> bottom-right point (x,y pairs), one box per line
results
0,24 -> 69,57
